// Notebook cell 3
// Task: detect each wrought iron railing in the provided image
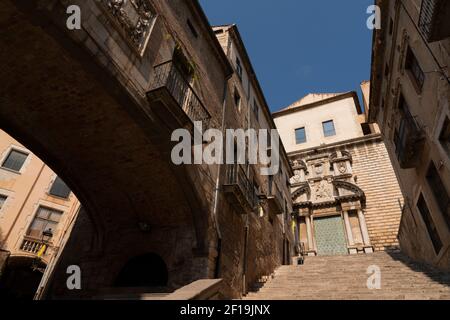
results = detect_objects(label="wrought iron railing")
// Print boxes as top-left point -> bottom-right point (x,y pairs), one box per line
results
151,60 -> 211,127
419,0 -> 439,40
225,165 -> 257,210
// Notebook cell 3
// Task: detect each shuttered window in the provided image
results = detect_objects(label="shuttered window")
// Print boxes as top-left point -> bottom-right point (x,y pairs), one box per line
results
27,206 -> 63,239
2,149 -> 28,172
49,177 -> 71,199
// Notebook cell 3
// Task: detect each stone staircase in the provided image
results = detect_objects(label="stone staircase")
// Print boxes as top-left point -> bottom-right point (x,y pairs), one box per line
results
244,251 -> 450,300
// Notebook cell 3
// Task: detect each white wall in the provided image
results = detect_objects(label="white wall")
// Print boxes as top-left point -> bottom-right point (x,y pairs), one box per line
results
274,96 -> 364,153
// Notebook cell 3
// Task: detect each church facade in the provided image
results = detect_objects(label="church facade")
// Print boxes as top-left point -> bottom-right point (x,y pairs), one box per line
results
274,91 -> 404,256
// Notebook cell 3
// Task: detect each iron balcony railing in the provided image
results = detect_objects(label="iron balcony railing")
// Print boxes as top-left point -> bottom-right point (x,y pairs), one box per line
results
151,60 -> 211,127
419,0 -> 450,42
419,0 -> 438,40
225,165 -> 257,211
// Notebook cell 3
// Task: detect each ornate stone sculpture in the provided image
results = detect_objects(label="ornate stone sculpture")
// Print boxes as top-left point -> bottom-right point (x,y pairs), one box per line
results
338,162 -> 347,174
103,0 -> 155,53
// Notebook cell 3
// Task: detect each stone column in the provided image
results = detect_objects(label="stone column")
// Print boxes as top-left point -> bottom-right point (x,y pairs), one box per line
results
358,209 -> 373,253
305,215 -> 314,254
343,211 -> 355,246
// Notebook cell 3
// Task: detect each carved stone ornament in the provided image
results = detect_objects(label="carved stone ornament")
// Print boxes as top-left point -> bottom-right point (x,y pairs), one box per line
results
314,164 -> 323,176
102,0 -> 155,53
338,162 -> 347,174
290,170 -> 302,184
314,180 -> 333,200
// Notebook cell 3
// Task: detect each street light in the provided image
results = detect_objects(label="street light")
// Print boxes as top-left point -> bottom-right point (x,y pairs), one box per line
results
31,229 -> 53,272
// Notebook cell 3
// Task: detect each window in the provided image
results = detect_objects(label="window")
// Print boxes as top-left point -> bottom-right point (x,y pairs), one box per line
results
0,195 -> 6,210
234,89 -> 241,110
417,194 -> 443,254
361,123 -> 372,136
252,100 -> 259,121
384,63 -> 390,77
236,57 -> 243,80
295,128 -> 306,144
426,162 -> 450,229
322,120 -> 336,137
1,149 -> 28,172
405,47 -> 425,90
439,117 -> 450,158
27,206 -> 63,239
186,19 -> 198,38
49,177 -> 71,199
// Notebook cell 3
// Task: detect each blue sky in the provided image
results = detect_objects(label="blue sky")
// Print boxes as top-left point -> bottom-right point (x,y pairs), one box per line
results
200,0 -> 374,112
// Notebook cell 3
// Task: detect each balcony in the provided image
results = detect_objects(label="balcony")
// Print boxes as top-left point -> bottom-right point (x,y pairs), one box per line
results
394,113 -> 426,169
419,0 -> 450,42
147,60 -> 211,130
267,181 -> 284,215
20,236 -> 49,255
223,165 -> 257,214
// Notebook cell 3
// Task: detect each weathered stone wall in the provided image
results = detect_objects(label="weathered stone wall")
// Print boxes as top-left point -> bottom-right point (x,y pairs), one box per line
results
349,136 -> 403,251
0,0 -> 295,300
369,0 -> 450,270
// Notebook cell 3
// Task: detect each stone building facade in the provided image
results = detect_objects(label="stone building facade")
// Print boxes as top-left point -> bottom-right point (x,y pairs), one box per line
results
274,92 -> 404,256
0,0 -> 294,299
0,130 -> 81,299
212,24 -> 295,297
369,0 -> 450,270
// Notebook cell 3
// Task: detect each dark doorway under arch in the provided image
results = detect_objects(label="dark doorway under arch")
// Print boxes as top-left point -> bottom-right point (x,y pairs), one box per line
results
114,253 -> 168,288
0,257 -> 46,300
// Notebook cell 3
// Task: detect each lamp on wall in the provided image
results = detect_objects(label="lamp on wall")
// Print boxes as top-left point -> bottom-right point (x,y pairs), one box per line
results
31,229 -> 53,272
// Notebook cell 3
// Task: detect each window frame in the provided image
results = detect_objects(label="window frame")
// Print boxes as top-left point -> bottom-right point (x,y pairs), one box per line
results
416,193 -> 443,255
438,116 -> 450,159
426,162 -> 450,230
295,127 -> 307,144
48,176 -> 71,199
236,57 -> 243,80
252,99 -> 259,122
405,46 -> 425,92
1,148 -> 29,173
26,206 -> 64,240
234,88 -> 241,111
322,120 -> 336,137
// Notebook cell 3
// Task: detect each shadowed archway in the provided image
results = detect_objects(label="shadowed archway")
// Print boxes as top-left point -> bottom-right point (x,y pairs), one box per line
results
114,253 -> 169,288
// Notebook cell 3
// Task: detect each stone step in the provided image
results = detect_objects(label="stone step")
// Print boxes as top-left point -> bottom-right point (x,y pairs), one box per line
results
243,252 -> 450,300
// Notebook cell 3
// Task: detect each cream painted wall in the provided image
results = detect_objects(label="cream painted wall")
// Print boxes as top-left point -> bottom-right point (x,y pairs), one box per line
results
274,96 -> 364,153
0,130 -> 80,263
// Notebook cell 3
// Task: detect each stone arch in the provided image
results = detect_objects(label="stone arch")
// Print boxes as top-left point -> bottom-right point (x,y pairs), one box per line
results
0,1 -> 213,298
333,180 -> 366,204
292,183 -> 311,204
114,253 -> 169,288
0,255 -> 46,300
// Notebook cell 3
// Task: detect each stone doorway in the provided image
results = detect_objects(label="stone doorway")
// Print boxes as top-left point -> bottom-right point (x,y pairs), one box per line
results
313,215 -> 348,256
